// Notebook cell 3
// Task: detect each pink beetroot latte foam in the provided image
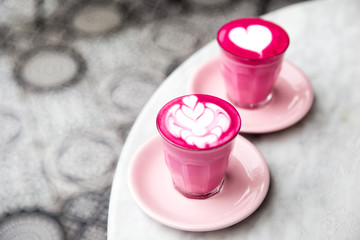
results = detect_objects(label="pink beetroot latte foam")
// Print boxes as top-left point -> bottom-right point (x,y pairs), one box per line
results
217,18 -> 289,60
217,18 -> 290,107
157,94 -> 241,199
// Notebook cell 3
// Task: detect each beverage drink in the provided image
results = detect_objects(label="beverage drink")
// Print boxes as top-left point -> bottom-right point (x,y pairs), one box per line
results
217,18 -> 290,108
156,94 -> 241,199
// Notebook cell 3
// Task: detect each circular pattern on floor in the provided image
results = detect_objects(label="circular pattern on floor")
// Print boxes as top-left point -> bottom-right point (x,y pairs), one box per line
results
70,3 -> 124,36
63,192 -> 102,222
149,19 -> 201,58
14,46 -> 86,91
0,110 -> 22,145
186,0 -> 233,9
77,224 -> 107,240
126,0 -> 184,23
43,132 -> 121,195
0,212 -> 64,240
56,135 -> 117,183
109,67 -> 164,116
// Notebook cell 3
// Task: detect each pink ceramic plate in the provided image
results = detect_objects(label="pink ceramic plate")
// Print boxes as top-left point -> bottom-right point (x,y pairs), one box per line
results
189,57 -> 314,133
128,135 -> 270,232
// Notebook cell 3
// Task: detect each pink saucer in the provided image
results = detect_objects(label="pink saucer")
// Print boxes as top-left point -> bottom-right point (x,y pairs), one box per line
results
128,135 -> 270,232
189,57 -> 314,133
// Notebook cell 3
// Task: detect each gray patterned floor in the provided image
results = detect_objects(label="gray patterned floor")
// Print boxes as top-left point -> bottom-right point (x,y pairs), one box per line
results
0,0 -> 307,239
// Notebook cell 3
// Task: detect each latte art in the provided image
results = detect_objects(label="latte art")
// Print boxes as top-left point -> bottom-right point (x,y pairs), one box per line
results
217,18 -> 290,60
157,94 -> 241,150
166,96 -> 231,149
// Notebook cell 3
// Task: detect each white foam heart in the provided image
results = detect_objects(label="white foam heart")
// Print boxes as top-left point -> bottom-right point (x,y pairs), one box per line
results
182,95 -> 198,109
228,25 -> 272,55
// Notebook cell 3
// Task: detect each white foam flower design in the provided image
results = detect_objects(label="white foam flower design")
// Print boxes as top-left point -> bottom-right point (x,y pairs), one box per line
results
167,95 -> 231,149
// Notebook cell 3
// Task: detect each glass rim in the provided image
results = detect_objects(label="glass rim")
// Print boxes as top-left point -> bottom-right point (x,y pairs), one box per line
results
217,17 -> 290,62
156,94 -> 241,151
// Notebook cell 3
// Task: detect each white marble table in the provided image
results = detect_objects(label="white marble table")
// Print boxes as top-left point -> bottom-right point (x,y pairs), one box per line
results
108,0 -> 360,239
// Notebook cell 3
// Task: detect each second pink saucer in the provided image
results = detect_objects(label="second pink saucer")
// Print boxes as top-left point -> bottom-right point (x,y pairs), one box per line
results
128,135 -> 270,232
189,57 -> 314,133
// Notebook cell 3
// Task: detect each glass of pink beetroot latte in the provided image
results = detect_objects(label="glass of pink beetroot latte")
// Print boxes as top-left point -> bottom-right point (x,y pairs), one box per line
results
217,18 -> 290,108
156,94 -> 241,199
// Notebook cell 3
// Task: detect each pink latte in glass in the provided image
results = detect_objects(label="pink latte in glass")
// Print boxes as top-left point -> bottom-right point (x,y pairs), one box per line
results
217,18 -> 290,108
157,94 -> 241,199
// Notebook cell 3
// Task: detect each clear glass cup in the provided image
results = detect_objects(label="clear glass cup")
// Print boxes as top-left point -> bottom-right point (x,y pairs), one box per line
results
156,94 -> 241,199
217,18 -> 290,108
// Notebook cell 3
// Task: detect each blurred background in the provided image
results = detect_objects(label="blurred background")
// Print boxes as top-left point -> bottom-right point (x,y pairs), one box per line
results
0,0 -> 308,239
